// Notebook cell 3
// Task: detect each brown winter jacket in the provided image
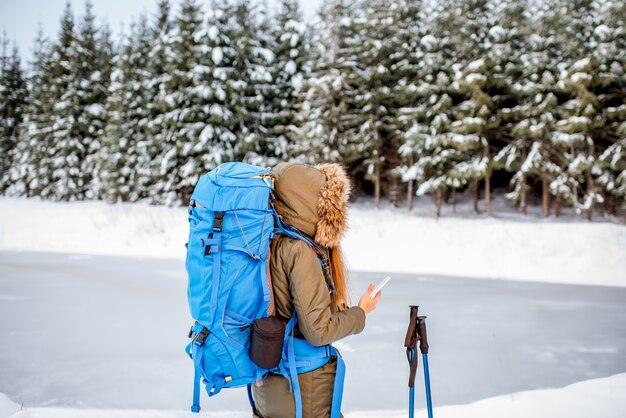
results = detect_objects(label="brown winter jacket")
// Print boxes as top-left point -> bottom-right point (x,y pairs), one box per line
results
252,162 -> 366,418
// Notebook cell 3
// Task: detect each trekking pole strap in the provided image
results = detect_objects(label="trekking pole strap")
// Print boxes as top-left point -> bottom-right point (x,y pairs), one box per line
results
418,318 -> 429,355
404,305 -> 419,388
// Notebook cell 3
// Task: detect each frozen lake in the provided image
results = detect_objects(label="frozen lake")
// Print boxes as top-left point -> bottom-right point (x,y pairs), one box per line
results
1,250 -> 625,413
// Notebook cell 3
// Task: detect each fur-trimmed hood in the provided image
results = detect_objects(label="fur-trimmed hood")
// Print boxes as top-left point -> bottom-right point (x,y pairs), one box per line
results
272,162 -> 350,248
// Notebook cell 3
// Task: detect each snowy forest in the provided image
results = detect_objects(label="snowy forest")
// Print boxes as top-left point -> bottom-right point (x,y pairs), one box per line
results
0,0 -> 624,219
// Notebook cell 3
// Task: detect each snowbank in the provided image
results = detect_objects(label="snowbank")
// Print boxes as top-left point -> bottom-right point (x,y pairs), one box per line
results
4,373 -> 626,418
0,197 -> 624,287
0,393 -> 20,418
351,373 -> 626,418
344,205 -> 626,286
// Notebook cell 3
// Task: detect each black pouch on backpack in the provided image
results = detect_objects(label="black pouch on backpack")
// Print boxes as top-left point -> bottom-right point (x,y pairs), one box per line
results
249,316 -> 285,369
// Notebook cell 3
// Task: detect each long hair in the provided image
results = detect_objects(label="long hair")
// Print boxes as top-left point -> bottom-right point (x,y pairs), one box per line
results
330,245 -> 350,308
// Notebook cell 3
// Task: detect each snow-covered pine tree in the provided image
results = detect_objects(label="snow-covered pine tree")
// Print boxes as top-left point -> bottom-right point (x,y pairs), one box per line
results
552,56 -> 601,219
97,28 -> 130,202
292,5 -> 344,165
7,27 -> 54,198
596,133 -> 626,217
294,1 -> 362,183
486,0 -> 531,213
551,0 -> 602,220
225,0 -> 276,166
347,0 -> 403,207
292,65 -> 351,164
266,0 -> 308,164
151,0 -> 204,205
497,0 -> 563,217
35,1 -> 111,201
448,0 -> 495,215
241,0 -> 275,165
97,15 -> 153,202
392,0 -> 425,210
42,2 -> 84,201
144,0 -> 175,204
396,0 -> 457,215
128,14 -> 160,202
0,36 -> 27,194
588,0 -> 626,217
448,58 -> 493,214
75,0 -> 113,199
183,0 -> 238,178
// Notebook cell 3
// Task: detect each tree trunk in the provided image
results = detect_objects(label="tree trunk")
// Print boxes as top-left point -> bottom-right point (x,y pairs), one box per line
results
609,194 -> 617,216
388,178 -> 400,207
374,164 -> 381,208
407,179 -> 414,211
585,143 -> 596,221
586,168 -> 594,221
485,173 -> 492,216
435,189 -> 442,218
182,186 -> 194,207
452,188 -> 457,213
473,185 -> 480,214
520,143 -> 527,215
542,178 -> 550,218
555,195 -> 561,217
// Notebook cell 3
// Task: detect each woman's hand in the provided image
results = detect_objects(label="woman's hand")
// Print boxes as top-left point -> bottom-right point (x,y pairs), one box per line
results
358,283 -> 382,314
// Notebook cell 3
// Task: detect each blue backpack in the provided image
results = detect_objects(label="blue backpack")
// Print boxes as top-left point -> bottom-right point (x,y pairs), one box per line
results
184,162 -> 345,417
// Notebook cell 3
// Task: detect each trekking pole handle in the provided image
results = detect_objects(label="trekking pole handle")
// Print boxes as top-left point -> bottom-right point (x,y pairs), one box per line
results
417,316 -> 429,354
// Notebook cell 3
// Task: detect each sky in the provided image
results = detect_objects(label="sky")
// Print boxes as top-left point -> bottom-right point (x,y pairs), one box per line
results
0,0 -> 321,64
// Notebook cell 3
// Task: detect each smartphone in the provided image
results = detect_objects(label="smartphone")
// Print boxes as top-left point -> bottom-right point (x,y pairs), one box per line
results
370,276 -> 391,299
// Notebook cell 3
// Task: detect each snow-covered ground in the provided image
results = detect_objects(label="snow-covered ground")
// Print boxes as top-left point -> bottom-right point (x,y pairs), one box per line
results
1,197 -> 625,418
2,373 -> 625,418
0,197 -> 624,287
4,251 -> 624,411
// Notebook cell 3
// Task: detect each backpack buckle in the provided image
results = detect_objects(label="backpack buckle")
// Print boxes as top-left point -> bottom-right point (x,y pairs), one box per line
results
194,327 -> 210,347
213,211 -> 225,231
320,257 -> 330,272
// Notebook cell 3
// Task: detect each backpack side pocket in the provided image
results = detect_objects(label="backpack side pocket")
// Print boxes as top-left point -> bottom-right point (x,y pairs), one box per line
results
249,317 -> 285,369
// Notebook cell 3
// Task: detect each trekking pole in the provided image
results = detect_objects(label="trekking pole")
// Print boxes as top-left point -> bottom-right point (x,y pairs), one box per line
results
404,305 -> 434,418
417,316 -> 433,418
404,306 -> 419,418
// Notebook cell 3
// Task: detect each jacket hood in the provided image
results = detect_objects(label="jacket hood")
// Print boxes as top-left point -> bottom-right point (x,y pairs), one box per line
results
272,162 -> 351,248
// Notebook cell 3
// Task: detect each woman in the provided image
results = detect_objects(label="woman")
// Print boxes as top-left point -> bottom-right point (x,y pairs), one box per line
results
251,162 -> 382,418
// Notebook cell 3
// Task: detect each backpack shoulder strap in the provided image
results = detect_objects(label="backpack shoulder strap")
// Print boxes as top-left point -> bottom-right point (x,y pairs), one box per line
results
272,207 -> 336,294
279,312 -> 345,418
